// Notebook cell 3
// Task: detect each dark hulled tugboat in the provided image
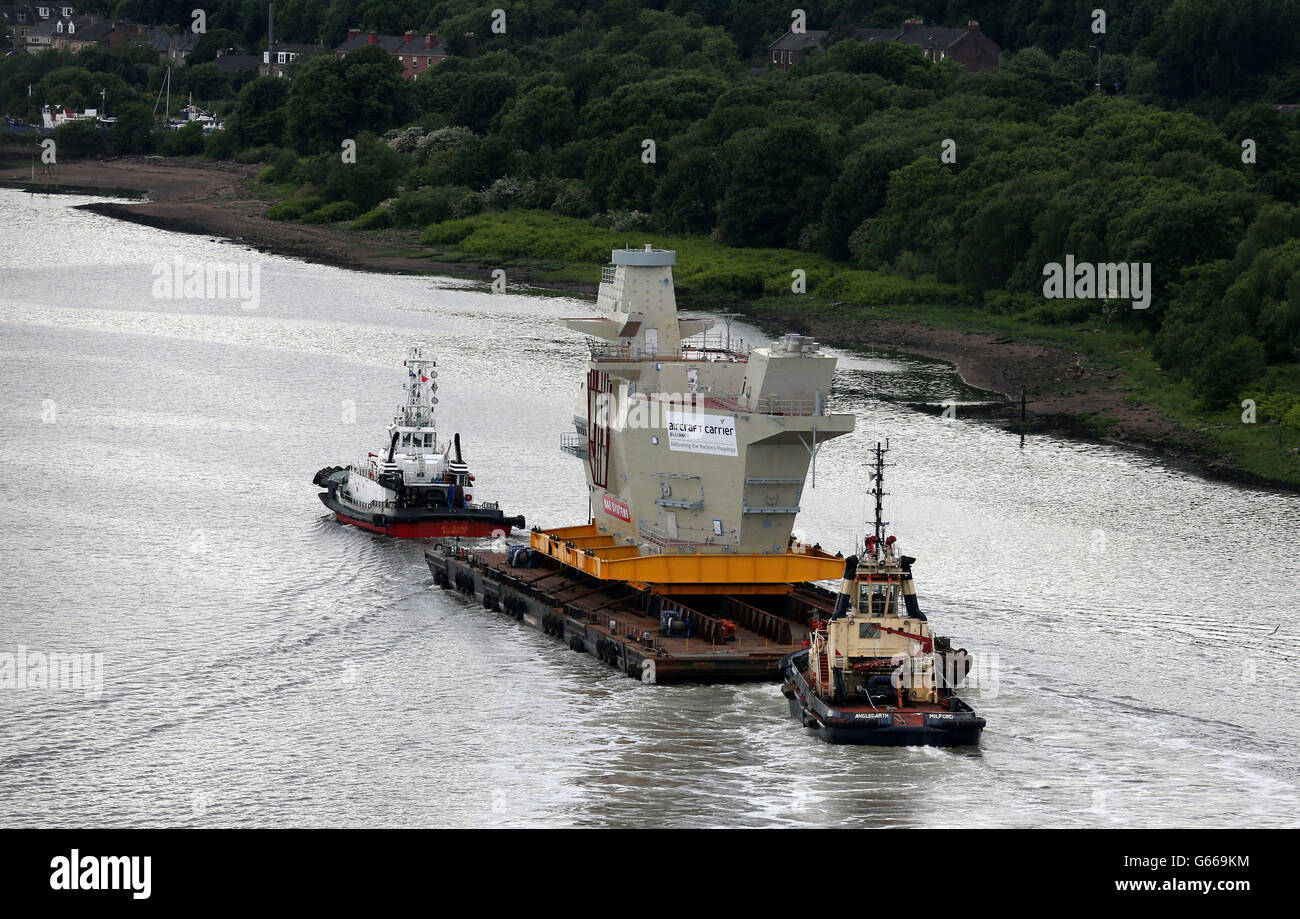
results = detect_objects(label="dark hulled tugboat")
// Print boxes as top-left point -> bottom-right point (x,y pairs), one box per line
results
313,345 -> 525,538
782,442 -> 985,746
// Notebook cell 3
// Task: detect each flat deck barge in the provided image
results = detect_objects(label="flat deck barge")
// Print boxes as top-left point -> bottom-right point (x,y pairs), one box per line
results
425,542 -> 839,683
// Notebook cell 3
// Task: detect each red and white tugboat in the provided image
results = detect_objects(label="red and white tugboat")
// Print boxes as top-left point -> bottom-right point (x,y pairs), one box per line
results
313,345 -> 524,538
782,442 -> 984,746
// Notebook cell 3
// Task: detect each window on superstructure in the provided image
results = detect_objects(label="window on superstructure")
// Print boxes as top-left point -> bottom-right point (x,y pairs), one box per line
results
867,587 -> 894,617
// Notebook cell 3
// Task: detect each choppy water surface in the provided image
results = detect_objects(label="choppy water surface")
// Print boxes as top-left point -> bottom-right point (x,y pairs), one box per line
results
1,189 -> 1297,828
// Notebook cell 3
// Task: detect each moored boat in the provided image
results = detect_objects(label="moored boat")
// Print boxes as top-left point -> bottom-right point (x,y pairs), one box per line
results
313,345 -> 524,538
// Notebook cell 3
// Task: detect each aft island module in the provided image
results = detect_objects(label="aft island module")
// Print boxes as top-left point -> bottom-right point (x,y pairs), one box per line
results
427,246 -> 862,683
561,245 -> 855,561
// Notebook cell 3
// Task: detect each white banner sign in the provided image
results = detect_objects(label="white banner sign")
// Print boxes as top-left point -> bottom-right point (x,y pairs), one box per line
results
666,411 -> 738,456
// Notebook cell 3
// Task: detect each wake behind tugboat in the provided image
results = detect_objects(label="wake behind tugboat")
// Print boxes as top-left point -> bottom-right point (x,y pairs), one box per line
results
782,442 -> 985,746
313,344 -> 524,538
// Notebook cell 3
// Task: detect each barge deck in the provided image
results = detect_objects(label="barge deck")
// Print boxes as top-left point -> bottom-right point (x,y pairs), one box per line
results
425,542 -> 838,683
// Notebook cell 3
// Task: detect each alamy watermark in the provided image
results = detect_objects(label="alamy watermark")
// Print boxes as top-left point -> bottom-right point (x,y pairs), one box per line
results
1042,255 -> 1151,309
0,645 -> 103,698
593,391 -> 719,432
151,255 -> 260,310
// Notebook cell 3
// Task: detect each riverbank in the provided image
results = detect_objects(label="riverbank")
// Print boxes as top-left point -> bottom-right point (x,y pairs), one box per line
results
4,156 -> 1297,490
0,155 -> 595,284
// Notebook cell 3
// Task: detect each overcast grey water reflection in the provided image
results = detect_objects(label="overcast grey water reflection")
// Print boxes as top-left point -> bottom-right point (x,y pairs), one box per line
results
1,190 -> 1297,827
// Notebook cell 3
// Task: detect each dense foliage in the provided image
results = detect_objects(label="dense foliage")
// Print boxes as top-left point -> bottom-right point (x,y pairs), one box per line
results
4,0 -> 1300,412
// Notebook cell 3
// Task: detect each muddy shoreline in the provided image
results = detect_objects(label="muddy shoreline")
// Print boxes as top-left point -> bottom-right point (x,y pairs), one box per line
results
3,156 -> 1288,491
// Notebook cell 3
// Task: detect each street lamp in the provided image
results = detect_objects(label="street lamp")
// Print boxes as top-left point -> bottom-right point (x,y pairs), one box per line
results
1087,43 -> 1102,93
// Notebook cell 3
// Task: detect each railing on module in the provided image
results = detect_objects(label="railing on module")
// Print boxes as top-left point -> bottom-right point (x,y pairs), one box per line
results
627,386 -> 826,417
681,332 -> 748,359
559,433 -> 587,458
597,268 -> 624,303
589,342 -> 653,361
708,392 -> 828,417
637,519 -> 738,550
589,335 -> 749,363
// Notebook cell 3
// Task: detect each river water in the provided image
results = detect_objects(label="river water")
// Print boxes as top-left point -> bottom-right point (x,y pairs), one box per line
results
1,189 -> 1297,828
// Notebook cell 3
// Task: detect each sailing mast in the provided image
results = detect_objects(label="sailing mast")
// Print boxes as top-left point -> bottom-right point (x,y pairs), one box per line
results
153,67 -> 172,120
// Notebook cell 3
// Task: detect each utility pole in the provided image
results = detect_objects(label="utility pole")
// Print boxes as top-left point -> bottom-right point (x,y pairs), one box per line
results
1088,43 -> 1102,93
250,0 -> 273,73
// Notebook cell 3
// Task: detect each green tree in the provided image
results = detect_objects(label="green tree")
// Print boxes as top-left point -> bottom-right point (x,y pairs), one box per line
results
652,148 -> 720,234
110,100 -> 155,155
187,29 -> 241,65
819,141 -> 911,260
287,45 -> 406,154
52,119 -> 108,156
499,84 -> 575,152
716,122 -> 834,248
1190,334 -> 1268,405
178,62 -> 232,102
230,77 -> 289,149
322,133 -> 410,209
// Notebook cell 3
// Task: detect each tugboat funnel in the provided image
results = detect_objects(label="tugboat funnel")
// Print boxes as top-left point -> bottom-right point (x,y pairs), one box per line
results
899,555 -> 926,621
386,429 -> 400,464
830,555 -> 859,620
454,432 -> 463,463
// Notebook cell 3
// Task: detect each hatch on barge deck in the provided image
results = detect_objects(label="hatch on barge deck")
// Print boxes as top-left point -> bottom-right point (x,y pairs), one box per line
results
425,543 -> 838,684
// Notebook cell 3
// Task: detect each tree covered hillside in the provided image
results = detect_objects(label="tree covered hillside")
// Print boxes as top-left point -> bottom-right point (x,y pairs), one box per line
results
3,0 -> 1300,429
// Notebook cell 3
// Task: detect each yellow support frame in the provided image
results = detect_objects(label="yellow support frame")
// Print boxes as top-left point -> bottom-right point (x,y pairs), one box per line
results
530,524 -> 845,592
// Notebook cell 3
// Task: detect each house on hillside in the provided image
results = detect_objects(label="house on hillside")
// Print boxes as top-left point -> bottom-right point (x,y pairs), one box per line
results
100,20 -> 153,52
10,10 -> 204,62
768,19 -> 999,73
333,29 -> 448,79
16,2 -> 74,47
768,28 -> 828,71
141,26 -> 199,63
212,50 -> 262,75
1,5 -> 37,50
49,14 -> 114,51
30,4 -> 75,21
261,41 -> 323,77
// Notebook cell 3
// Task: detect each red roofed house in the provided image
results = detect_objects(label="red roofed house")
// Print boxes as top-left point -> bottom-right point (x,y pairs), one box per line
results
333,29 -> 448,79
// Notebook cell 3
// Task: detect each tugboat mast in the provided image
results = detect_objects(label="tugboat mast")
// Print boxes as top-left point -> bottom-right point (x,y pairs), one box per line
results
869,439 -> 890,551
398,343 -> 438,431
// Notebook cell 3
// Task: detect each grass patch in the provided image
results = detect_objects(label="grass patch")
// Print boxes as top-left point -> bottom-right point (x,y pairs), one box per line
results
419,210 -> 964,304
